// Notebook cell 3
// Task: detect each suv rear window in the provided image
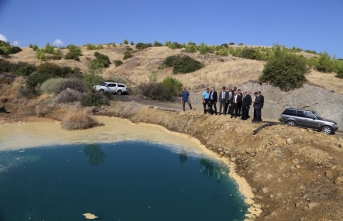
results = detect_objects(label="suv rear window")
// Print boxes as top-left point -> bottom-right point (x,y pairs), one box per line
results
282,109 -> 296,116
296,110 -> 305,117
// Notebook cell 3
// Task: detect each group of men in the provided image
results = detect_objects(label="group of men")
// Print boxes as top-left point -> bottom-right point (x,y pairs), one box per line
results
180,87 -> 264,121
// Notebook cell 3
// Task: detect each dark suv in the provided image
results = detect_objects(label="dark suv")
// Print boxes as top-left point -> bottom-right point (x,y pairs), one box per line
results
279,108 -> 338,134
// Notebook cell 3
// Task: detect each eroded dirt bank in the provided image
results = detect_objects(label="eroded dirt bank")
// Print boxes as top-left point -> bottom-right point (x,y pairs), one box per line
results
1,101 -> 343,221
93,101 -> 343,221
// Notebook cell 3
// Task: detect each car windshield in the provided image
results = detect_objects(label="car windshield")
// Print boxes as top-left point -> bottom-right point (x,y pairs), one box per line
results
312,111 -> 322,120
100,82 -> 107,86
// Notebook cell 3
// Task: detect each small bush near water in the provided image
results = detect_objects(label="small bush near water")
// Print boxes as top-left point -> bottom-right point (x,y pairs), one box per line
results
81,92 -> 112,107
40,78 -> 87,94
54,88 -> 82,103
139,77 -> 183,101
62,110 -> 101,130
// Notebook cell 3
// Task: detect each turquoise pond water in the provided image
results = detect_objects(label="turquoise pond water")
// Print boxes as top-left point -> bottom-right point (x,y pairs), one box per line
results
0,141 -> 248,221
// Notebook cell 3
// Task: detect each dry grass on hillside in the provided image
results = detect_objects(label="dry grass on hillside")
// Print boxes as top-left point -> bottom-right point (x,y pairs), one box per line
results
7,45 -> 343,94
306,70 -> 343,94
61,110 -> 101,130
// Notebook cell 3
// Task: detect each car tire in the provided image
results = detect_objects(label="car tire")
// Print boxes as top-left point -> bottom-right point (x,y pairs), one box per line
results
117,90 -> 122,95
99,89 -> 104,94
287,120 -> 296,126
322,126 -> 333,135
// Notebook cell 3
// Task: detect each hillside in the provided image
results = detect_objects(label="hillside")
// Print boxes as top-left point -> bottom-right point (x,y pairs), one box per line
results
6,45 -> 343,94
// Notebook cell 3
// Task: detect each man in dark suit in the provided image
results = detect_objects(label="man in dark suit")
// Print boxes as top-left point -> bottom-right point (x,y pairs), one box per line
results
231,90 -> 239,118
237,89 -> 243,116
247,91 -> 252,118
209,87 -> 218,115
241,91 -> 249,120
252,92 -> 262,122
218,87 -> 228,115
258,91 -> 264,121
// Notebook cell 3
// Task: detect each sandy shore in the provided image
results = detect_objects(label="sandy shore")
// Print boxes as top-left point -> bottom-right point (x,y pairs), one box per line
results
0,116 -> 260,220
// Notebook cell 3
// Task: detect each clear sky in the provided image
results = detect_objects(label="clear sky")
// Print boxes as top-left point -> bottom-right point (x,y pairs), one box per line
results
0,0 -> 342,58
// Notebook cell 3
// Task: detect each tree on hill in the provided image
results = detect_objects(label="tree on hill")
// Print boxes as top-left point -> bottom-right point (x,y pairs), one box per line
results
259,46 -> 309,91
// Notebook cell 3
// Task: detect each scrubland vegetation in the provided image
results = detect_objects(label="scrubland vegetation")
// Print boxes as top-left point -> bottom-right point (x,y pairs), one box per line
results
1,38 -> 343,110
62,110 -> 101,130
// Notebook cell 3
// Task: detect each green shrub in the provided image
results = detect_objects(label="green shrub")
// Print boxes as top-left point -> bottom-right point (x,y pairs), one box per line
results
37,62 -> 62,76
168,42 -> 183,49
94,52 -> 111,67
29,44 -> 33,48
139,82 -> 170,101
0,60 -> 10,72
198,42 -> 213,54
149,70 -> 158,82
41,77 -> 87,94
7,46 -> 22,54
161,76 -> 183,96
86,44 -> 96,50
315,52 -> 335,73
335,60 -> 343,78
136,42 -> 152,50
240,48 -> 263,60
220,44 -> 229,48
184,44 -> 197,53
124,39 -> 128,44
40,78 -> 66,94
67,44 -> 82,56
44,43 -> 55,54
130,41 -> 134,45
10,62 -> 36,76
61,66 -> 82,78
64,51 -> 80,61
82,73 -> 103,91
123,51 -> 133,60
239,43 -> 244,46
0,48 -> 5,55
32,44 -> 38,51
153,41 -> 163,46
161,55 -> 204,74
139,77 -> 182,101
114,60 -> 123,67
0,40 -> 10,47
97,44 -> 103,49
229,42 -> 235,45
88,59 -> 105,72
218,47 -> 229,56
81,92 -> 111,106
259,46 -> 309,91
26,73 -> 51,88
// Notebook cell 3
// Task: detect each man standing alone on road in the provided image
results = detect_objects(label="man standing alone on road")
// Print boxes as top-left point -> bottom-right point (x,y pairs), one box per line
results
202,88 -> 210,114
209,87 -> 218,115
181,88 -> 192,111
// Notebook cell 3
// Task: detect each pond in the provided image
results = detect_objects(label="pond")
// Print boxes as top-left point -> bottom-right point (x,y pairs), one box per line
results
0,141 -> 248,221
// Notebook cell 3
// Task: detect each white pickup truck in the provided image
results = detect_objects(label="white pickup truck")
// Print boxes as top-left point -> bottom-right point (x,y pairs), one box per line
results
92,82 -> 128,95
